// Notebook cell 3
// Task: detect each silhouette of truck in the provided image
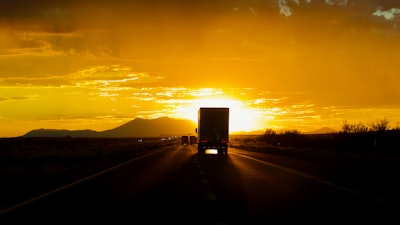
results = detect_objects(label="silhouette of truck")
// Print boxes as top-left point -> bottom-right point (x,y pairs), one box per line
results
196,107 -> 229,154
189,135 -> 197,145
181,135 -> 189,145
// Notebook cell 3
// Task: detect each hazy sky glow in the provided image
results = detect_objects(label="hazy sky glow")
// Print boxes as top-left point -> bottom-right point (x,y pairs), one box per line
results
1,0 -> 400,137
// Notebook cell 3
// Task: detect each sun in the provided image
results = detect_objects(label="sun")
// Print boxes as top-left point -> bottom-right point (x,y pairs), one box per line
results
179,97 -> 260,133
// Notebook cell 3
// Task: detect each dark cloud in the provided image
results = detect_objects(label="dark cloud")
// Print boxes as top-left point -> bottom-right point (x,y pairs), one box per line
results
0,96 -> 30,101
0,0 -> 398,42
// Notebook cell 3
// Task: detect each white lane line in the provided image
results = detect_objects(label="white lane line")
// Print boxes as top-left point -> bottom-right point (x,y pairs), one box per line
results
232,152 -> 400,208
0,149 -> 163,215
193,153 -> 231,225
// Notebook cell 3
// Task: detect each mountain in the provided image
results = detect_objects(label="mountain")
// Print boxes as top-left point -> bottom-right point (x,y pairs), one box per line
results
23,117 -> 197,138
304,127 -> 337,134
23,129 -> 100,138
99,117 -> 196,137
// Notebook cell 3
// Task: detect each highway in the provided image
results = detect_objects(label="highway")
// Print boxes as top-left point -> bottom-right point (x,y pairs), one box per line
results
1,144 -> 399,224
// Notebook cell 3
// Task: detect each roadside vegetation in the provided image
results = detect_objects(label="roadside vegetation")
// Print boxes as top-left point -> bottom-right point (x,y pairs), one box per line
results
230,118 -> 400,161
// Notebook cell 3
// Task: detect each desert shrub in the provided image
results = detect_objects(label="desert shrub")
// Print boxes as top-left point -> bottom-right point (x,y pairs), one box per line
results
259,129 -> 310,148
369,118 -> 390,132
342,120 -> 369,133
338,118 -> 400,153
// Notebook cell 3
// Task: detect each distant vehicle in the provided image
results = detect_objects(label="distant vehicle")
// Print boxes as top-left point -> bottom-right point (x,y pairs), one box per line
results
189,135 -> 197,145
196,107 -> 229,154
181,135 -> 189,145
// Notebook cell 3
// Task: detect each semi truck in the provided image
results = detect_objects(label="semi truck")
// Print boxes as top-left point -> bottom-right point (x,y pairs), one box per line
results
189,135 -> 197,145
196,107 -> 229,154
181,135 -> 189,145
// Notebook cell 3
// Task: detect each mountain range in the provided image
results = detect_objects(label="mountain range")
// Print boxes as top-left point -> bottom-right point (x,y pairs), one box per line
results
304,127 -> 337,134
22,117 -> 337,138
23,117 -> 197,138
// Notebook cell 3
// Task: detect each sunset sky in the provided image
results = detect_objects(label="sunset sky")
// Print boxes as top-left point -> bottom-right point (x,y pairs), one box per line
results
1,0 -> 400,137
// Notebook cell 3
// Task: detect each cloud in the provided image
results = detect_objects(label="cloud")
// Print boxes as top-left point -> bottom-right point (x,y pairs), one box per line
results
0,97 -> 30,102
0,65 -> 163,88
0,76 -> 70,87
325,0 -> 348,6
373,7 -> 400,21
249,6 -> 257,15
277,0 -> 293,17
72,65 -> 164,87
0,30 -> 81,57
276,0 -> 349,17
0,28 -> 122,61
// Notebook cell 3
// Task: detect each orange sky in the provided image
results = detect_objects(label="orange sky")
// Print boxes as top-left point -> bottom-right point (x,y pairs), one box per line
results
1,0 -> 400,137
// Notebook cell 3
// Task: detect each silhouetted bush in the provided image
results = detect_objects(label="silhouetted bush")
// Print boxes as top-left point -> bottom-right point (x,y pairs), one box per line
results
254,119 -> 400,155
258,129 -> 310,149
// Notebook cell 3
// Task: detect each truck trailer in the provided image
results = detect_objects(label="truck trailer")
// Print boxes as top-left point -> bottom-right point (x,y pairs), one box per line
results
189,135 -> 197,145
196,107 -> 229,154
181,135 -> 189,145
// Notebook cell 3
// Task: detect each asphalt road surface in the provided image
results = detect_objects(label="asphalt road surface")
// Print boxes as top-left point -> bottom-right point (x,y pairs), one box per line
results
1,145 -> 399,224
